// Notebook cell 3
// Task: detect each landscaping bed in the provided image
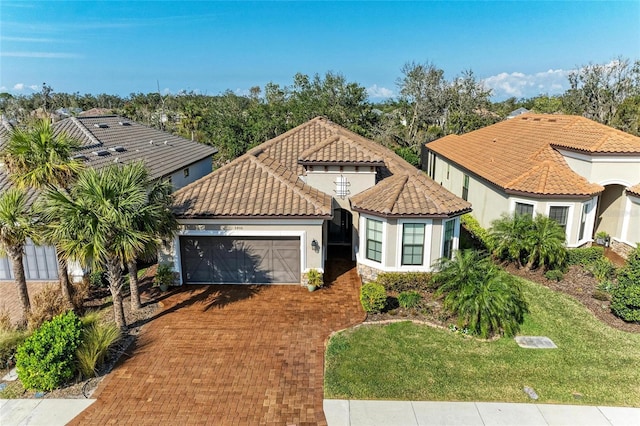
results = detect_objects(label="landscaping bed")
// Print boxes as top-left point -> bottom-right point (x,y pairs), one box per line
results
0,271 -> 164,400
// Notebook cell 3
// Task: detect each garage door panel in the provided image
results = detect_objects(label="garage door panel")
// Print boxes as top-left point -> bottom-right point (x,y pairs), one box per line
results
180,236 -> 300,284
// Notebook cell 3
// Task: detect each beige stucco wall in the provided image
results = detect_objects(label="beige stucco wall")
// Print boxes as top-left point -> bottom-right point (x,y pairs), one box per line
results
623,194 -> 640,247
304,166 -> 376,210
162,219 -> 325,284
561,151 -> 640,187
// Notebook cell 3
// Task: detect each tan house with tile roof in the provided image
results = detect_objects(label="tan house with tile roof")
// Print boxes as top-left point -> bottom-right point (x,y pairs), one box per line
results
0,115 -> 218,281
166,117 -> 470,285
423,113 -> 640,255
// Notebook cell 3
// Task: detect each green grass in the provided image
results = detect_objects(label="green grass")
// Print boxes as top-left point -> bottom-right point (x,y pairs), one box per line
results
325,279 -> 640,406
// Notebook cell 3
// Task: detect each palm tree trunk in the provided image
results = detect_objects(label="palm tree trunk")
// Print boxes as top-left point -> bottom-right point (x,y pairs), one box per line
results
9,249 -> 31,322
128,259 -> 142,311
106,258 -> 127,330
57,253 -> 74,309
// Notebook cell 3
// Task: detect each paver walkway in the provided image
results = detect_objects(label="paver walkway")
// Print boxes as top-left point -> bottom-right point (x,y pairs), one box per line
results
69,258 -> 365,425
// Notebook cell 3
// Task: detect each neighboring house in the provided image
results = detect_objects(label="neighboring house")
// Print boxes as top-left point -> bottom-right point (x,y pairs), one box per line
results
164,117 -> 470,285
0,115 -> 218,281
423,113 -> 640,256
506,107 -> 530,119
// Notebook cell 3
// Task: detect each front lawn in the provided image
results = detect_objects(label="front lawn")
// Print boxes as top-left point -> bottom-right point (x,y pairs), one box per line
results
325,278 -> 640,406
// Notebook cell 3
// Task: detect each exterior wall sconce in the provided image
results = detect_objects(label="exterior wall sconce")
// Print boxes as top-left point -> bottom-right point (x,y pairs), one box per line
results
311,239 -> 320,251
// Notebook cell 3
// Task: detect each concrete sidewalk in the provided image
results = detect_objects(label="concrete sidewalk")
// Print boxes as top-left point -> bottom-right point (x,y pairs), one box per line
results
324,400 -> 640,426
0,399 -> 95,426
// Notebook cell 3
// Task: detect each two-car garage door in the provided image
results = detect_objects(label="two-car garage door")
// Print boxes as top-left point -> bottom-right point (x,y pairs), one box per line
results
180,236 -> 300,284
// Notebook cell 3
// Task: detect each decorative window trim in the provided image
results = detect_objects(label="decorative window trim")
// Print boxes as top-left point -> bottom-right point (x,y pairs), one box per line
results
358,214 -> 387,268
441,217 -> 460,259
334,174 -> 350,198
365,218 -> 383,263
510,197 -> 538,218
546,202 -> 574,244
395,219 -> 433,271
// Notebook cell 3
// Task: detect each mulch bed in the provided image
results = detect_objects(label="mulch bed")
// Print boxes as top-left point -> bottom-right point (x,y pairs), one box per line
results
0,269 -> 166,400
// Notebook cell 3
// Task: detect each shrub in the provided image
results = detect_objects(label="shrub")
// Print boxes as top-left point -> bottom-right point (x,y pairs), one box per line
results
76,322 -> 121,379
397,291 -> 422,309
306,268 -> 323,288
0,329 -> 30,369
360,283 -> 387,313
0,307 -> 12,332
88,269 -> 106,288
154,263 -> 175,289
435,250 -> 528,338
376,272 -> 433,293
592,290 -> 610,301
566,246 -> 605,266
16,311 -> 83,391
27,284 -> 68,331
71,279 -> 90,312
587,257 -> 616,283
611,246 -> 640,322
461,213 -> 493,251
544,269 -> 564,282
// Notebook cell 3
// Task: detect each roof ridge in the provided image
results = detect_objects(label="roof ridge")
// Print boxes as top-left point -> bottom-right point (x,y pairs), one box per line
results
69,117 -> 103,147
382,174 -> 409,213
248,154 -> 329,214
251,118 -> 327,154
298,134 -> 340,158
537,162 -> 550,193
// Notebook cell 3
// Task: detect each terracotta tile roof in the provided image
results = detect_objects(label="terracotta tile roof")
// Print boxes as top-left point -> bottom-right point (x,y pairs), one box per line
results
53,115 -> 217,181
628,184 -> 640,197
174,117 -> 470,219
298,135 -> 385,166
427,114 -> 615,197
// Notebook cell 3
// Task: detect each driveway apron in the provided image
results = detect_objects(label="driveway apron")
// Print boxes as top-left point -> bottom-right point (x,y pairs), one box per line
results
70,258 -> 364,425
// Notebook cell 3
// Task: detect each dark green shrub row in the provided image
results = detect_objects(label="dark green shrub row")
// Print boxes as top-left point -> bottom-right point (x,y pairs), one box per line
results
16,311 -> 83,391
566,246 -> 605,266
461,213 -> 493,251
360,283 -> 386,313
397,291 -> 422,309
376,272 -> 433,293
611,246 -> 640,322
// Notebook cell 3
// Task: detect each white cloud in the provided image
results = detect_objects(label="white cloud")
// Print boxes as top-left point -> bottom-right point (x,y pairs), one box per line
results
367,84 -> 394,99
29,84 -> 39,91
483,68 -> 573,100
13,83 -> 25,91
0,86 -> 6,91
10,83 -> 40,93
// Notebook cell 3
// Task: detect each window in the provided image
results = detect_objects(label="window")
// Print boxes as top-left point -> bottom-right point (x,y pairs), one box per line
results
515,202 -> 534,218
427,151 -> 436,179
334,175 -> 350,198
549,206 -> 569,231
402,223 -> 425,265
446,164 -> 450,180
366,219 -> 383,263
462,174 -> 469,201
183,168 -> 190,178
579,202 -> 589,241
442,219 -> 455,259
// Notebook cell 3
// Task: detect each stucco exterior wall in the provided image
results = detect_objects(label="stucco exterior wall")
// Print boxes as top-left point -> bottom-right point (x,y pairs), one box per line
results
623,194 -> 640,247
561,151 -> 640,187
304,166 -> 376,210
169,157 -> 213,190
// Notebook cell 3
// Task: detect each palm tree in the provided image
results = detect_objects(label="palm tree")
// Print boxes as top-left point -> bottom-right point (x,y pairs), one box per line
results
524,215 -> 567,271
1,119 -> 83,307
127,178 -> 177,311
490,213 -> 532,268
434,250 -> 528,338
0,188 -> 35,321
40,162 -> 161,329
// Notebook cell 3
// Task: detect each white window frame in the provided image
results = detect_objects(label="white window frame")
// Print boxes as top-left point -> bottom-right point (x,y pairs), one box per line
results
440,217 -> 460,259
577,197 -> 597,246
510,197 -> 538,218
546,202 -> 574,244
358,214 -> 387,268
395,219 -> 433,271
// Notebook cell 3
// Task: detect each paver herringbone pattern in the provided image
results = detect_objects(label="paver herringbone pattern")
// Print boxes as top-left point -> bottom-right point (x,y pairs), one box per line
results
70,258 -> 364,425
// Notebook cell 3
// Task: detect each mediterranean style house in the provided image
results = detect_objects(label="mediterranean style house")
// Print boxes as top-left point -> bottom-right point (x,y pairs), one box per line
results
164,117 -> 470,285
0,115 -> 218,281
422,113 -> 640,256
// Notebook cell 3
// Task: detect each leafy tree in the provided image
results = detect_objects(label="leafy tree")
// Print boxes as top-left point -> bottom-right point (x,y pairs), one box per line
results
0,188 -> 34,320
40,162 -> 162,329
611,95 -> 640,136
445,70 -> 497,135
2,119 -> 84,307
434,250 -> 528,338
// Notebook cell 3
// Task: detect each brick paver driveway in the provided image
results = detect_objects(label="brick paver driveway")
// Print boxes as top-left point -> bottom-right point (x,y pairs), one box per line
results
71,258 -> 364,425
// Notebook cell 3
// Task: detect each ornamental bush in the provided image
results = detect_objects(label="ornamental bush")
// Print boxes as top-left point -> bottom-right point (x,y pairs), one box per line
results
566,246 -> 605,266
611,246 -> 640,322
461,213 -> 493,251
544,269 -> 564,282
360,283 -> 387,313
376,272 -> 433,293
16,310 -> 83,391
397,291 -> 422,309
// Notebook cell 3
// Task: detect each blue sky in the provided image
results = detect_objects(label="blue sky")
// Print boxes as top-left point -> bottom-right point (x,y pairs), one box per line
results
1,1 -> 639,101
